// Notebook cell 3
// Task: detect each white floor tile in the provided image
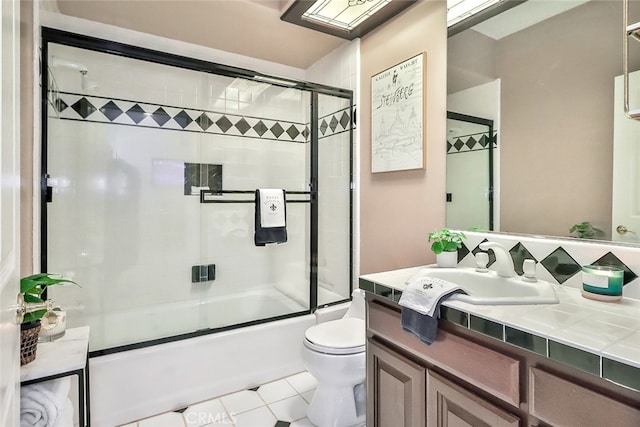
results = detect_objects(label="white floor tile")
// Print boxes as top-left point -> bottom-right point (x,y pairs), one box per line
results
257,378 -> 298,404
220,390 -> 265,416
291,418 -> 315,427
300,389 -> 315,404
268,395 -> 308,422
200,418 -> 235,427
183,398 -> 229,427
118,424 -> 138,427
232,406 -> 276,427
138,411 -> 186,427
285,371 -> 317,393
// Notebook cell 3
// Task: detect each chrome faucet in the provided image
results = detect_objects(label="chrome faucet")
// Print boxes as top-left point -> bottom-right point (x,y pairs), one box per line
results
478,242 -> 515,278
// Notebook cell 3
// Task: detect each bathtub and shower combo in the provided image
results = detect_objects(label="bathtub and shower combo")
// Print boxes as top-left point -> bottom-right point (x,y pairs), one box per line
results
41,28 -> 354,426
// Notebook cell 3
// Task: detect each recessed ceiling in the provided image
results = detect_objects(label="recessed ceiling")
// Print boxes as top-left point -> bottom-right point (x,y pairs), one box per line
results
55,0 -> 347,69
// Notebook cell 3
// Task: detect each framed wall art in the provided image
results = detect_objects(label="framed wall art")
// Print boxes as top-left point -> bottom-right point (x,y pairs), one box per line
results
371,52 -> 425,173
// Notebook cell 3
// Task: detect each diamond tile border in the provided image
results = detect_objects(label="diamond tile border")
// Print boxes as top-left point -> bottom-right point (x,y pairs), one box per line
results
318,107 -> 353,140
50,92 -> 355,145
446,130 -> 498,154
461,239 -> 636,290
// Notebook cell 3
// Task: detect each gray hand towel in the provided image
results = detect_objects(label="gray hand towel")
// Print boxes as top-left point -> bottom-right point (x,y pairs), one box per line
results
400,289 -> 465,345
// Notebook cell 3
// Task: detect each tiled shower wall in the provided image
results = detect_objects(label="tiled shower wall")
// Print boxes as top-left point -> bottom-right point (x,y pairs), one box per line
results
47,42 -> 317,350
457,231 -> 640,300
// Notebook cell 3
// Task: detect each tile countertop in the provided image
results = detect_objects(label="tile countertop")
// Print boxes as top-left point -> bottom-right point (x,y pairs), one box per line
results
360,266 -> 640,392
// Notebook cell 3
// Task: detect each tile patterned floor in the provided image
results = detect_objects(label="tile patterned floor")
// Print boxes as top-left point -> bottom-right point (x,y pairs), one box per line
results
120,371 -> 317,427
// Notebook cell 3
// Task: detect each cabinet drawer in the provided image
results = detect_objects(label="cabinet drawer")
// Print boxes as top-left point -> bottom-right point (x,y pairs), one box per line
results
368,300 -> 520,407
530,367 -> 640,427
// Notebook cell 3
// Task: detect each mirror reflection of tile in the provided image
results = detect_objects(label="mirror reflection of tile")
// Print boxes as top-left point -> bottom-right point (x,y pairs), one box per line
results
184,163 -> 223,196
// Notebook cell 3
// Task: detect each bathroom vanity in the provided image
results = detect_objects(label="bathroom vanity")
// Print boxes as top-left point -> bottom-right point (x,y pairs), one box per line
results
361,267 -> 640,427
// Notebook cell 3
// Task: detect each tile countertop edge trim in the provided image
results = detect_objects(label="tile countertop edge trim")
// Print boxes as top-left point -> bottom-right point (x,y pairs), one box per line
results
359,276 -> 640,393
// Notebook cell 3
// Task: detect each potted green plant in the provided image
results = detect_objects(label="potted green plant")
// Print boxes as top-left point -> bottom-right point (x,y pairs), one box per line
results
19,273 -> 77,365
428,228 -> 466,268
569,221 -> 603,240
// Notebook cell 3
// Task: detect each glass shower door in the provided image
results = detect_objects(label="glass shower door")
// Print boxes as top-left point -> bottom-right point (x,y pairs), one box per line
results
43,32 -> 354,353
316,94 -> 353,306
196,76 -> 312,329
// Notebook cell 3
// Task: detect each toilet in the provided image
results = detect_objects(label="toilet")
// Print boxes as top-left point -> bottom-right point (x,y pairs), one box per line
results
303,289 -> 366,427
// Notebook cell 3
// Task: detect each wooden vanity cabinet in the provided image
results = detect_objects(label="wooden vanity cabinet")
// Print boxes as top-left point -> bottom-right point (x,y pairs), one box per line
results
366,293 -> 640,427
367,336 -> 521,427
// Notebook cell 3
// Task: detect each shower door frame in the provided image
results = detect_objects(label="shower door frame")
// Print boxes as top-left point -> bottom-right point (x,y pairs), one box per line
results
40,27 -> 354,356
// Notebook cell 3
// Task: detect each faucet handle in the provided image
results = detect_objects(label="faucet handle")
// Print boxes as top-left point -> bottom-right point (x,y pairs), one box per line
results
522,259 -> 537,282
475,252 -> 489,272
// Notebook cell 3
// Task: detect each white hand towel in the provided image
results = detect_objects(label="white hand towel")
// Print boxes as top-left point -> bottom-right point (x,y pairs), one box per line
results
399,276 -> 463,317
258,188 -> 286,228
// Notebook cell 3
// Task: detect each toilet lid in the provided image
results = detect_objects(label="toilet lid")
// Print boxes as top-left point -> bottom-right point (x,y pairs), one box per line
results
304,318 -> 365,354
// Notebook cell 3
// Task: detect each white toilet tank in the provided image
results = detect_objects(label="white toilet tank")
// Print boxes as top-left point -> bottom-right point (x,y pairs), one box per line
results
343,288 -> 366,320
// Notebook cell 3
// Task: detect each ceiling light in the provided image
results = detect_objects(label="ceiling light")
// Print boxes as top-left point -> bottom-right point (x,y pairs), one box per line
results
282,0 -> 417,40
303,0 -> 391,31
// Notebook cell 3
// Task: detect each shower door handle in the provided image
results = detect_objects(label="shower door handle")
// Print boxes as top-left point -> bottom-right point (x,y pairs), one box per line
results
46,186 -> 53,202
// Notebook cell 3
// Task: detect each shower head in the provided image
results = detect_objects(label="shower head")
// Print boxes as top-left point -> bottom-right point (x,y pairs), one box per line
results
51,56 -> 88,74
51,56 -> 97,91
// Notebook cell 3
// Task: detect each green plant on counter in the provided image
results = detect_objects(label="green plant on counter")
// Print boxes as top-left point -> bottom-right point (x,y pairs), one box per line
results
569,221 -> 603,240
20,273 -> 78,324
428,228 -> 467,254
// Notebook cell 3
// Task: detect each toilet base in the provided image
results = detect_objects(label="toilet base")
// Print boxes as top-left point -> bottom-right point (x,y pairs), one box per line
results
307,380 -> 366,427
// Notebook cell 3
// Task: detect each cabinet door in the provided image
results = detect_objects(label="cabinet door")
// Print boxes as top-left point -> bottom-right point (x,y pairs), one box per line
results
427,371 -> 519,427
367,339 -> 426,427
529,367 -> 640,427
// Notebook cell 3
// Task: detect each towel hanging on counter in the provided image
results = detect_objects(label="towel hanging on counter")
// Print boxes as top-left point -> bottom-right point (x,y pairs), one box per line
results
399,276 -> 466,345
254,188 -> 287,246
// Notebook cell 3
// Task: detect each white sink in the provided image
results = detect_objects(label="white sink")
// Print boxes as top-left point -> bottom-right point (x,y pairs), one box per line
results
407,267 -> 559,305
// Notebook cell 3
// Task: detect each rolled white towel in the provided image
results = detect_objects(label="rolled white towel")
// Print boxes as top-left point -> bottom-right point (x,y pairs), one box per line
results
21,377 -> 71,427
53,398 -> 74,427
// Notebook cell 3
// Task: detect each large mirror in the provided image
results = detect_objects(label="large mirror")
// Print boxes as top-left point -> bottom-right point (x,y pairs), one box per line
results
447,0 -> 640,244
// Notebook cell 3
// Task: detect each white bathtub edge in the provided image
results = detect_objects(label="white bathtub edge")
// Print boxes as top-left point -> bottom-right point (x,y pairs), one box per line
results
90,314 -> 316,427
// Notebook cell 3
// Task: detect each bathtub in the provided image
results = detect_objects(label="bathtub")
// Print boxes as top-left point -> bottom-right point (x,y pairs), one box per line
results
87,287 -> 308,351
87,287 -> 348,426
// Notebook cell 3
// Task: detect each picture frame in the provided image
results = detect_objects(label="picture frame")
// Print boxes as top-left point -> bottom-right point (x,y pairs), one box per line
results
371,52 -> 426,173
